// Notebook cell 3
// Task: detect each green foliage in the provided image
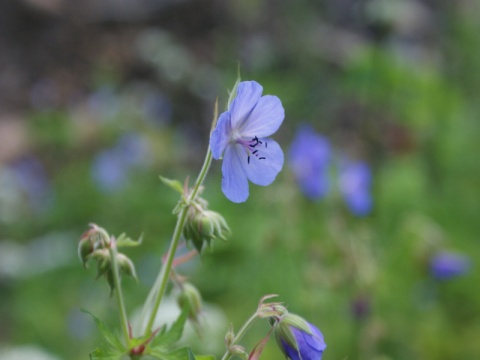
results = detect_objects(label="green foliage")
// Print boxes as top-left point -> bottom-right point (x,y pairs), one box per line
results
116,233 -> 144,248
82,310 -> 127,359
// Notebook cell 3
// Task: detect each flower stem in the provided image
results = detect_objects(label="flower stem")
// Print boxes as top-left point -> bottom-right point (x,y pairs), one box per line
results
221,312 -> 259,360
143,148 -> 213,334
108,244 -> 130,345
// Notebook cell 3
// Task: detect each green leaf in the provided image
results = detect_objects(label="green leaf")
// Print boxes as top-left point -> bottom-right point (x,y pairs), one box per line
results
89,348 -> 125,360
116,232 -> 144,248
82,309 -> 126,354
172,348 -> 216,360
166,303 -> 190,343
160,176 -> 184,194
148,305 -> 190,358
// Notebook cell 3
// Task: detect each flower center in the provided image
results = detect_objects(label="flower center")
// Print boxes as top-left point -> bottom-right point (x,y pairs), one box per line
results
235,135 -> 268,164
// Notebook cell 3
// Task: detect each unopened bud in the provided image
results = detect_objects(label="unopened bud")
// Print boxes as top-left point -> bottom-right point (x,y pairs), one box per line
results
274,313 -> 326,360
88,249 -> 111,279
78,235 -> 95,268
230,345 -> 248,360
183,204 -> 230,252
116,253 -> 138,281
224,323 -> 235,347
177,282 -> 202,323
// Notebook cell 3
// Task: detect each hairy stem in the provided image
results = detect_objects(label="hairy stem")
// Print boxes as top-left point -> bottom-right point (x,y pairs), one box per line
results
221,312 -> 259,360
108,244 -> 131,345
143,149 -> 213,334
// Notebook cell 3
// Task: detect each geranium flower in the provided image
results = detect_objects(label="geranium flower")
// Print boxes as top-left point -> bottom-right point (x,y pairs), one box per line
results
339,160 -> 372,216
289,125 -> 331,200
430,251 -> 471,280
210,81 -> 284,203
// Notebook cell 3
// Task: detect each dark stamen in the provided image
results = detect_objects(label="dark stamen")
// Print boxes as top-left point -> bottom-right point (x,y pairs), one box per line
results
248,155 -> 250,164
259,157 -> 266,160
252,150 -> 258,154
265,142 -> 267,148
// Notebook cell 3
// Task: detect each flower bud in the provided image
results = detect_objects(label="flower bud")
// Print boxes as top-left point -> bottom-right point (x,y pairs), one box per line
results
78,224 -> 111,268
78,235 -> 96,269
88,249 -> 111,279
183,205 -> 230,252
224,323 -> 235,347
116,253 -> 138,281
274,313 -> 326,360
177,282 -> 203,323
230,345 -> 248,360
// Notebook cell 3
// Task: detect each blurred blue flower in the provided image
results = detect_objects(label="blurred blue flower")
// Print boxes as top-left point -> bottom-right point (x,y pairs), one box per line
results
339,160 -> 372,216
87,87 -> 120,121
142,91 -> 172,126
91,133 -> 151,192
289,126 -> 330,199
9,156 -> 52,211
210,81 -> 284,203
115,133 -> 151,167
430,251 -> 471,280
279,321 -> 326,360
92,149 -> 128,192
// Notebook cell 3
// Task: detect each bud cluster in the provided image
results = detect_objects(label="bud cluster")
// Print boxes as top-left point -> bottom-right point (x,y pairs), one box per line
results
182,197 -> 230,252
78,224 -> 138,292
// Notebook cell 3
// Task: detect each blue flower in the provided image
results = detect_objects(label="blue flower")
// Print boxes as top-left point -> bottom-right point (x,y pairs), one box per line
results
210,81 -> 285,203
91,133 -> 151,192
9,156 -> 52,211
279,321 -> 326,360
430,251 -> 471,280
339,160 -> 372,216
289,126 -> 330,199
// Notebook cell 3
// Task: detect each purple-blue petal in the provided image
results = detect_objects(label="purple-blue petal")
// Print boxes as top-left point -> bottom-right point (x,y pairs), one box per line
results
281,323 -> 326,360
339,161 -> 372,216
229,81 -> 263,130
240,95 -> 284,138
241,138 -> 284,186
289,126 -> 331,200
344,190 -> 372,216
430,252 -> 471,280
221,144 -> 249,203
210,111 -> 231,159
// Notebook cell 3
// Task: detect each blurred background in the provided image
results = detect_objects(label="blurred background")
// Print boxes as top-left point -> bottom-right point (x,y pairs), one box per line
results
0,0 -> 479,359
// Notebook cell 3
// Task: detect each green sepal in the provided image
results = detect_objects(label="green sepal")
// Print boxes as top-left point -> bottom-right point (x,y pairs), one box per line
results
226,65 -> 241,110
160,176 -> 185,194
82,310 -> 126,359
282,314 -> 312,334
116,233 -> 144,248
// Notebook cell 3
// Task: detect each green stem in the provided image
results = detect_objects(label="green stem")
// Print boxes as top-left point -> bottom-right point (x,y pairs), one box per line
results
143,149 -> 213,334
221,312 -> 259,360
108,245 -> 131,345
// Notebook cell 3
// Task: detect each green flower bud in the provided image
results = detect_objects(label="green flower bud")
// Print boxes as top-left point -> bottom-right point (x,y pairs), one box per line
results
230,345 -> 248,360
183,205 -> 230,252
177,282 -> 203,323
116,253 -> 138,281
224,323 -> 235,347
88,249 -> 111,279
78,235 -> 95,269
78,224 -> 112,268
